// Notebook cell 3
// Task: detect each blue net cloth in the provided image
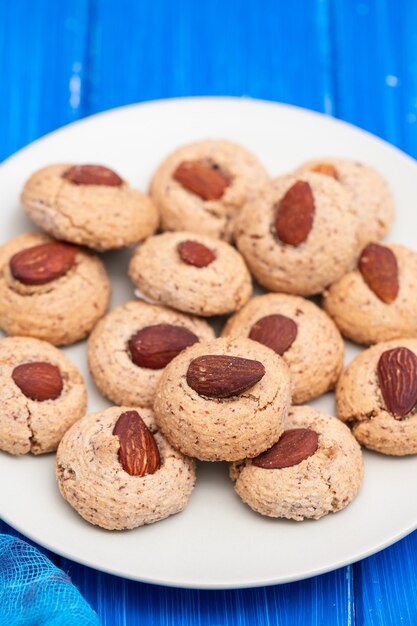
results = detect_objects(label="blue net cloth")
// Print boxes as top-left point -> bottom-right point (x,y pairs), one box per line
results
0,535 -> 99,625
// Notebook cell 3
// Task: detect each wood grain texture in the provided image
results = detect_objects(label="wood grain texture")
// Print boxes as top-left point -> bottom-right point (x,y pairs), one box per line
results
85,0 -> 332,114
354,533 -> 417,626
0,0 -> 88,161
1,0 -> 417,624
61,556 -> 354,626
330,0 -> 417,155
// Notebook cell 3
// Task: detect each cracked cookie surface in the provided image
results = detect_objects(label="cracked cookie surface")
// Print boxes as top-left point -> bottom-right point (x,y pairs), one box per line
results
0,336 -> 87,455
128,231 -> 252,316
336,338 -> 417,455
296,157 -> 394,247
56,406 -> 196,530
0,232 -> 111,345
230,406 -> 363,520
222,293 -> 344,404
235,171 -> 360,295
323,243 -> 417,345
153,337 -> 291,461
21,163 -> 159,251
150,139 -> 268,241
88,300 -> 215,408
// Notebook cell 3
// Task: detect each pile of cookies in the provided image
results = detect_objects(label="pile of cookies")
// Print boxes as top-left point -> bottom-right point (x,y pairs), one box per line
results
2,138 -> 413,532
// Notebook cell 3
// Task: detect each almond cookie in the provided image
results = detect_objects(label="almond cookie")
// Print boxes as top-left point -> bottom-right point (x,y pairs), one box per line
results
21,163 -> 159,251
230,406 -> 363,521
0,336 -> 86,455
0,232 -> 110,346
88,300 -> 215,408
323,242 -> 417,345
235,171 -> 359,295
129,231 -> 252,316
296,158 -> 394,246
222,293 -> 344,404
56,406 -> 196,530
150,139 -> 268,241
336,339 -> 417,455
153,337 -> 291,462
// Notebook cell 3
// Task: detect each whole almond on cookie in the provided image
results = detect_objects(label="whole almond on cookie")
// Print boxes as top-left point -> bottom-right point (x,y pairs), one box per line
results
252,428 -> 319,469
177,240 -> 216,267
153,337 -> 290,462
113,410 -> 161,476
10,242 -> 77,285
232,407 -> 362,520
56,406 -> 195,530
336,340 -> 417,455
186,354 -> 265,398
275,180 -> 315,246
249,314 -> 298,356
173,160 -> 230,200
358,242 -> 399,304
377,347 -> 417,417
12,362 -> 63,401
63,164 -> 123,186
128,324 -> 199,369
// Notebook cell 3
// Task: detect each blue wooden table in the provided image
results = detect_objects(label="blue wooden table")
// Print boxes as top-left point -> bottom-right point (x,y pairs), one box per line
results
1,1 -> 417,624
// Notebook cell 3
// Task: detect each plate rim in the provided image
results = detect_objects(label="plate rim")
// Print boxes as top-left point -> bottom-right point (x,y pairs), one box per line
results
3,94 -> 417,173
1,95 -> 417,589
2,500 -> 416,589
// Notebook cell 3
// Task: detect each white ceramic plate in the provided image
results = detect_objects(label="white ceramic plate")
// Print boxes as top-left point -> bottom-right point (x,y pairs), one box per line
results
1,97 -> 417,589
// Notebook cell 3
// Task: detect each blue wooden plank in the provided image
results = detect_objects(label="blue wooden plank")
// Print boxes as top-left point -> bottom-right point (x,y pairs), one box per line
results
0,0 -> 89,162
396,1 -> 417,159
329,2 -> 417,624
330,0 -> 417,157
84,0 -> 334,115
354,533 -> 417,626
62,558 -> 354,626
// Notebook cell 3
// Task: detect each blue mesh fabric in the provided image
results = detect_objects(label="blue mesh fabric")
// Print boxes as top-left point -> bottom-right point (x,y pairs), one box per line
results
0,535 -> 99,625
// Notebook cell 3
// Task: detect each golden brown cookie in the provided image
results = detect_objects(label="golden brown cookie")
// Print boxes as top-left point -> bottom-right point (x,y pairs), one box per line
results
230,406 -> 363,521
0,232 -> 110,345
235,171 -> 360,295
88,300 -> 215,408
323,242 -> 417,345
21,163 -> 159,251
336,339 -> 417,455
153,337 -> 291,461
0,336 -> 86,455
150,139 -> 268,241
222,293 -> 344,403
296,157 -> 394,246
56,406 -> 196,530
128,231 -> 252,316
